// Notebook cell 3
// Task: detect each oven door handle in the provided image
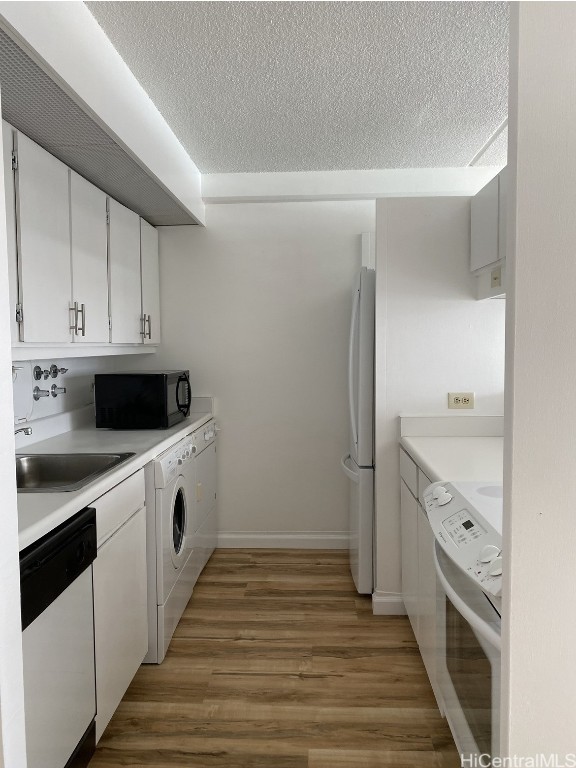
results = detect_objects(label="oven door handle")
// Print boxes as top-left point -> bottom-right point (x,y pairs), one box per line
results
433,544 -> 501,652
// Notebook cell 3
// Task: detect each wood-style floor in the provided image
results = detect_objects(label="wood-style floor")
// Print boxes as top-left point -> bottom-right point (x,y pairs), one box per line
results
89,549 -> 461,768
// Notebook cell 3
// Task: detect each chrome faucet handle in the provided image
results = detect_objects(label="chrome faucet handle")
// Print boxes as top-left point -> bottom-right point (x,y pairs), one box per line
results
33,386 -> 50,400
14,426 -> 32,436
50,385 -> 66,397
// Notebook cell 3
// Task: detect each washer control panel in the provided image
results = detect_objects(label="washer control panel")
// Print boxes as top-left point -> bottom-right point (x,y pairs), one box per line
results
424,481 -> 503,599
155,435 -> 196,486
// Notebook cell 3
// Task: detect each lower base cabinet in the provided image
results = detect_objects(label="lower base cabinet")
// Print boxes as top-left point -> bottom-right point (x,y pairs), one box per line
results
400,448 -> 443,710
92,474 -> 148,741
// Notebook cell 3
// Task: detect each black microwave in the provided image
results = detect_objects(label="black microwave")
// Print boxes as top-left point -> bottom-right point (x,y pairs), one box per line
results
94,370 -> 191,429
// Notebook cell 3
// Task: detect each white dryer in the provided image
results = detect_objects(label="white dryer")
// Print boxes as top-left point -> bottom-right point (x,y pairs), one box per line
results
144,433 -> 196,664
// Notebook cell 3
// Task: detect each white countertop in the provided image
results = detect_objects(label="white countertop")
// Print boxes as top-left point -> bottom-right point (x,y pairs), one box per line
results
17,413 -> 212,551
400,436 -> 504,483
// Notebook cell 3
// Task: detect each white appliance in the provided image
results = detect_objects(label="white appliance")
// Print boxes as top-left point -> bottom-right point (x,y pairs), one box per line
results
188,420 -> 218,583
424,480 -> 503,762
20,507 -> 97,768
145,420 -> 218,663
144,432 -> 197,663
341,266 -> 375,594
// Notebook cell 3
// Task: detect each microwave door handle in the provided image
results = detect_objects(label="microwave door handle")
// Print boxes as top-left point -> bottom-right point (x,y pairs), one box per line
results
433,543 -> 501,652
176,374 -> 191,416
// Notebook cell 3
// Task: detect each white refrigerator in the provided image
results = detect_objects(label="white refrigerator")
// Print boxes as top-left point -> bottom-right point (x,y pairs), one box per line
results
341,266 -> 375,594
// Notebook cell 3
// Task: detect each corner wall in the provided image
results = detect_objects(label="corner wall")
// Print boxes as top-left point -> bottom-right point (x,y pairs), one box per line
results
374,197 -> 505,603
156,201 -> 375,546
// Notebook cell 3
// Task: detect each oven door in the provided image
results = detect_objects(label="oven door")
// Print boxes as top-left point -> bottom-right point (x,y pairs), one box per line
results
434,542 -> 501,763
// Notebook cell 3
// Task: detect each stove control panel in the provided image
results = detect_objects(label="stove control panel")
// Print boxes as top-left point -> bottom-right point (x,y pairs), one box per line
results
424,481 -> 503,599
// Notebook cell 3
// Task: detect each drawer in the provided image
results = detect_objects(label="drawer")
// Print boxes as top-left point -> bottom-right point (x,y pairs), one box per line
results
399,448 -> 418,497
418,468 -> 433,506
93,469 -> 145,547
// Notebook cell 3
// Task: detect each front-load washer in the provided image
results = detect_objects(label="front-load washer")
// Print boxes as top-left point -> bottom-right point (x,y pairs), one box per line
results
144,433 -> 196,663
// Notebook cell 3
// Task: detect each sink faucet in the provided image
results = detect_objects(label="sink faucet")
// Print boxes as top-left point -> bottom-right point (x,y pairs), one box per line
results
14,427 -> 32,437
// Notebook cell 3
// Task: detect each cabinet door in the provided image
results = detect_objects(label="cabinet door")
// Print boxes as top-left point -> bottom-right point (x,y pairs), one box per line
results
108,198 -> 141,343
400,480 -> 419,640
15,132 -> 71,342
70,172 -> 109,343
140,219 -> 161,344
417,505 -> 438,697
93,506 -> 147,742
2,121 -> 19,344
470,173 -> 499,272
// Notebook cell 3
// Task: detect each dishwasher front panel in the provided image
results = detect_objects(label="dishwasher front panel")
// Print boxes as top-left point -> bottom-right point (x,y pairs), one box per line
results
22,566 -> 96,768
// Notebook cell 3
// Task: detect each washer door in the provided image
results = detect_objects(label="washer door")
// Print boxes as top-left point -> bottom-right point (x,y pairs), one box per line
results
170,478 -> 189,569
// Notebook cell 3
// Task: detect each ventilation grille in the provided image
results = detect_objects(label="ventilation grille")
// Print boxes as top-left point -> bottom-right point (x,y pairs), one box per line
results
0,26 -> 198,226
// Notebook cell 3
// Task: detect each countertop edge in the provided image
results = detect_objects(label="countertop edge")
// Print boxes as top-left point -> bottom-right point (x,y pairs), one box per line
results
18,413 -> 213,551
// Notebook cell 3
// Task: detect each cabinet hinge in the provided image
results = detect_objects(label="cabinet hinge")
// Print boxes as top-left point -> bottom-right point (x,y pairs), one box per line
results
108,316 -> 112,330
11,151 -> 18,171
106,211 -> 110,225
15,303 -> 23,324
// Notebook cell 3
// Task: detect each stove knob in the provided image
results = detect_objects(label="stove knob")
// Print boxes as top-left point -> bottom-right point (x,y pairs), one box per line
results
437,492 -> 453,506
480,544 -> 501,563
488,557 -> 503,577
432,486 -> 447,499
177,458 -> 183,465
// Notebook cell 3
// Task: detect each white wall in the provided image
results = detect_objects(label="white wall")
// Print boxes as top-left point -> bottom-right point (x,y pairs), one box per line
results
374,197 -> 505,604
155,201 -> 374,546
12,355 -> 136,450
502,4 -> 576,758
0,95 -> 26,768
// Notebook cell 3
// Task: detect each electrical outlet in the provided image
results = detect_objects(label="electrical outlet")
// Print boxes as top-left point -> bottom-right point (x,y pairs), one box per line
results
491,266 -> 502,289
448,392 -> 475,409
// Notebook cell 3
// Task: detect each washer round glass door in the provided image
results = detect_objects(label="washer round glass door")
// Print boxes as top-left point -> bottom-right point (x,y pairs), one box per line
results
170,479 -> 188,569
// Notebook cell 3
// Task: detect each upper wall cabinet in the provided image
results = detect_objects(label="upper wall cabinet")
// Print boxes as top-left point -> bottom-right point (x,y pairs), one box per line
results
3,121 -> 19,346
470,167 -> 507,299
14,132 -> 72,343
70,172 -> 109,343
3,123 -> 162,357
140,219 -> 161,345
108,199 -> 142,345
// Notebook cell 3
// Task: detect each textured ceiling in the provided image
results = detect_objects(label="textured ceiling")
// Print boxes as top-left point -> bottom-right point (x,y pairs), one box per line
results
87,1 -> 509,173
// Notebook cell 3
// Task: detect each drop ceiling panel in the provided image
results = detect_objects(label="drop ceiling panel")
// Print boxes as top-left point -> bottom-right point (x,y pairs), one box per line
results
87,1 -> 509,173
0,26 -> 198,225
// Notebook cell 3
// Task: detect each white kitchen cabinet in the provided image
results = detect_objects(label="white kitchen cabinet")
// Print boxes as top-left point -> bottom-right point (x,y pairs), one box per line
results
108,199 -> 142,344
140,218 -> 161,345
14,131 -> 71,343
92,470 -> 148,742
417,503 -> 441,707
471,168 -> 507,273
3,121 -> 19,345
400,449 -> 442,710
400,478 -> 419,638
70,172 -> 109,343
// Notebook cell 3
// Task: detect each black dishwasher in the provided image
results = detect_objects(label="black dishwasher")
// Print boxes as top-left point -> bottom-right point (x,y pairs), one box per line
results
20,507 -> 97,768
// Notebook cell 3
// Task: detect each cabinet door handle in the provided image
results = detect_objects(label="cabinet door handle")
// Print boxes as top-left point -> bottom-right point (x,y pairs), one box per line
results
78,303 -> 85,336
69,301 -> 78,333
146,314 -> 152,340
140,314 -> 146,338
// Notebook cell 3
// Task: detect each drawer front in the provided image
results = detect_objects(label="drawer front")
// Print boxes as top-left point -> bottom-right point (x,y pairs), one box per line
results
93,469 -> 145,547
418,468 -> 433,507
399,448 -> 418,498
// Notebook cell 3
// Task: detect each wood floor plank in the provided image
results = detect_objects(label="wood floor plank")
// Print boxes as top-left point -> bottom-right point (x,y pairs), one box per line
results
89,549 -> 460,768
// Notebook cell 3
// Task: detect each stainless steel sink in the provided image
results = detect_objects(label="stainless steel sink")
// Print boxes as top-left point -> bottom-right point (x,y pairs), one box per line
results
16,453 -> 136,492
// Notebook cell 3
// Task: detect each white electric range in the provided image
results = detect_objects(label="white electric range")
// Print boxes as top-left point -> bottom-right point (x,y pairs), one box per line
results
424,480 -> 503,763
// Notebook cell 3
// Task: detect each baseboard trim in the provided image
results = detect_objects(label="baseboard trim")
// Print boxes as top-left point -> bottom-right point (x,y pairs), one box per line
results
371,591 -> 407,615
217,532 -> 348,549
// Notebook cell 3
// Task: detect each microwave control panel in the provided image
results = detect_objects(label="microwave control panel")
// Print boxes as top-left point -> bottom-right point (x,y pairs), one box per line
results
424,481 -> 503,599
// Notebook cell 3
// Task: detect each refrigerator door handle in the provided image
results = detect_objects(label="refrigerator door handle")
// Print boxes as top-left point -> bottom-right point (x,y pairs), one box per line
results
348,284 -> 360,451
341,454 -> 359,484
